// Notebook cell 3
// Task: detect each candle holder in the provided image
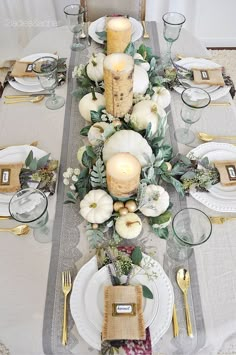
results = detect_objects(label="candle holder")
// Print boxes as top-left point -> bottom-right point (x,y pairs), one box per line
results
106,17 -> 132,54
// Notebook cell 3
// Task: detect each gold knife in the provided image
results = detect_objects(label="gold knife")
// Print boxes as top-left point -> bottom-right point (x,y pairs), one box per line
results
172,304 -> 179,337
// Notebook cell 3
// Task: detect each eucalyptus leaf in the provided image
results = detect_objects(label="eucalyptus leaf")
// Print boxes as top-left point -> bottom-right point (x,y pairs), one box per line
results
180,171 -> 196,180
28,157 -> 38,171
137,44 -> 153,61
25,150 -> 33,167
64,199 -> 76,204
66,191 -> 77,201
124,42 -> 135,56
95,31 -> 107,41
178,154 -> 192,166
82,151 -> 93,168
37,153 -> 50,169
103,124 -> 116,140
159,145 -> 172,161
131,246 -> 142,265
152,226 -> 169,239
142,285 -> 153,299
90,110 -> 101,123
86,146 -> 96,159
80,125 -> 91,136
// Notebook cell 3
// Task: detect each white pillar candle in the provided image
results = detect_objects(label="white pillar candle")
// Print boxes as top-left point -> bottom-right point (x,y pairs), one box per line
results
103,53 -> 134,117
106,17 -> 132,54
106,153 -> 141,198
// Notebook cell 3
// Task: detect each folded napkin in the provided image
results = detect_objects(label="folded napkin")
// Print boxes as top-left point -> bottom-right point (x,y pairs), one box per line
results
11,61 -> 35,78
193,67 -> 224,86
102,285 -> 145,341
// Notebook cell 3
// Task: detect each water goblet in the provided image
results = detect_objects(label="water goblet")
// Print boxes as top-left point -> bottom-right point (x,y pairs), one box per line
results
167,208 -> 212,261
9,188 -> 51,243
64,4 -> 86,51
32,56 -> 65,110
174,87 -> 211,144
162,12 -> 186,68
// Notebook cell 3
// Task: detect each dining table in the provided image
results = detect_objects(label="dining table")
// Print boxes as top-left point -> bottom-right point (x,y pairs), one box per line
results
0,19 -> 236,355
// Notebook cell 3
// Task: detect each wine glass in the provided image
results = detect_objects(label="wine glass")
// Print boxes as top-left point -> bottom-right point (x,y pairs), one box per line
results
32,56 -> 65,110
174,87 -> 211,144
162,12 -> 186,68
167,208 -> 212,261
64,4 -> 86,51
9,188 -> 51,243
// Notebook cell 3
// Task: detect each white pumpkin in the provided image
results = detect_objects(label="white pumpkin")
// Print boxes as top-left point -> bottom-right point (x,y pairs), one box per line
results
88,122 -> 109,146
131,100 -> 166,136
115,213 -> 142,239
79,91 -> 105,122
151,86 -> 171,109
133,65 -> 149,95
134,53 -> 150,72
140,185 -> 169,217
77,145 -> 87,166
80,189 -> 113,224
102,130 -> 152,167
86,53 -> 106,82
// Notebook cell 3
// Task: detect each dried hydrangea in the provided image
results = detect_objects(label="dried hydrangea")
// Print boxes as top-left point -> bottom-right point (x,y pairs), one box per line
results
72,64 -> 85,78
133,93 -> 151,104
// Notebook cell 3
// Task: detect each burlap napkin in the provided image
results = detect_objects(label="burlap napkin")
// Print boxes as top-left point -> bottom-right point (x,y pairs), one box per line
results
11,61 -> 35,78
0,163 -> 23,193
214,160 -> 236,186
102,285 -> 145,341
193,67 -> 224,86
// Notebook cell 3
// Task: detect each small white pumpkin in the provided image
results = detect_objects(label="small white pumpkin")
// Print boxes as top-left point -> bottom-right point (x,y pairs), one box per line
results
86,52 -> 106,82
151,86 -> 171,109
131,100 -> 166,136
133,65 -> 149,95
79,90 -> 105,122
102,130 -> 152,167
77,145 -> 87,166
115,212 -> 142,239
88,122 -> 110,146
134,53 -> 150,72
80,189 -> 113,224
140,185 -> 169,217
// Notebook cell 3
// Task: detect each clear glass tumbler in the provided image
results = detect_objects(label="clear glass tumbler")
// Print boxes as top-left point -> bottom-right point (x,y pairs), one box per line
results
64,4 -> 86,51
32,56 -> 65,110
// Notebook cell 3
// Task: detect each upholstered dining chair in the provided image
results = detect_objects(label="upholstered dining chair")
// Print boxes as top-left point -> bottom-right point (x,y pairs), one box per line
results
80,0 -> 146,22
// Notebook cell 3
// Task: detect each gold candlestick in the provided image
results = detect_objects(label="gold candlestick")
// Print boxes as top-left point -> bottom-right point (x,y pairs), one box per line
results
104,53 -> 134,117
106,17 -> 132,54
106,152 -> 141,198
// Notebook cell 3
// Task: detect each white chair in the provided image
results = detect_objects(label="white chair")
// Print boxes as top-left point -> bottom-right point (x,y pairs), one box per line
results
81,0 -> 146,22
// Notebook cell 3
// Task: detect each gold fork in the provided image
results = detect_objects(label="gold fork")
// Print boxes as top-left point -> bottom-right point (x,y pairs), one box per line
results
209,216 -> 236,224
62,271 -> 72,345
142,21 -> 150,39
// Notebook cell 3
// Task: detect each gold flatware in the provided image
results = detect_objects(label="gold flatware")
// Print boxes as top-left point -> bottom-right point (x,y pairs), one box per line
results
4,95 -> 45,104
209,102 -> 231,106
0,224 -> 30,236
176,53 -> 210,60
172,304 -> 179,337
198,132 -> 236,142
0,216 -> 12,220
0,141 -> 38,150
142,21 -> 150,39
177,268 -> 193,337
62,270 -> 72,345
209,216 -> 236,224
4,94 -> 50,98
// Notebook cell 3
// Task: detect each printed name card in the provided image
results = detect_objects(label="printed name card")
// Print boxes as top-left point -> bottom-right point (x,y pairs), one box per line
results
112,303 -> 136,316
0,163 -> 23,192
214,160 -> 236,186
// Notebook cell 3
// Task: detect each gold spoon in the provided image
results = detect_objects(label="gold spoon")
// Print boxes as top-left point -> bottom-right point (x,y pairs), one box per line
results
177,268 -> 193,337
198,132 -> 236,142
0,224 -> 30,236
4,95 -> 44,104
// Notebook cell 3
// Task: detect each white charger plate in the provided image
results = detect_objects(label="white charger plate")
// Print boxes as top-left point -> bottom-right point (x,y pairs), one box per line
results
70,254 -> 174,350
174,57 -> 231,101
0,145 -> 48,216
84,264 -> 159,332
187,142 -> 236,212
88,16 -> 143,44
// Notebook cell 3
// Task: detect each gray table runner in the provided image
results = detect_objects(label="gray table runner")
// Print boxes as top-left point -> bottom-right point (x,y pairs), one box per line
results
43,22 -> 206,355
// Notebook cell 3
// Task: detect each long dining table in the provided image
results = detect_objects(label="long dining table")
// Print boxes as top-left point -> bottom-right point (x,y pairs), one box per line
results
0,21 -> 236,355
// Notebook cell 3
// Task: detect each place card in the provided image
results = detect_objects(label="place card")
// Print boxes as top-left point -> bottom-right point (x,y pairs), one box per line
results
0,163 -> 23,192
214,160 -> 236,186
11,61 -> 36,77
192,67 -> 224,86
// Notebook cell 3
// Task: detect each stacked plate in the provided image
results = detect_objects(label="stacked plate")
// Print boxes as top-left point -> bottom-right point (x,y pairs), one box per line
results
174,57 -> 230,101
187,142 -> 236,212
10,53 -> 58,93
88,16 -> 143,44
70,254 -> 174,350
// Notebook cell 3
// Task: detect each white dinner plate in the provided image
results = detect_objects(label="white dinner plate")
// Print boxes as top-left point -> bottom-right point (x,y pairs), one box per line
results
0,145 -> 48,216
187,142 -> 236,212
84,264 -> 159,332
70,254 -> 174,350
88,16 -> 143,44
174,57 -> 231,101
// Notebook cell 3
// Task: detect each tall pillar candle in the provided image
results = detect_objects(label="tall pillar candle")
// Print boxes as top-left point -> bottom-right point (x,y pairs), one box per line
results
104,53 -> 134,117
106,152 -> 141,198
106,17 -> 132,54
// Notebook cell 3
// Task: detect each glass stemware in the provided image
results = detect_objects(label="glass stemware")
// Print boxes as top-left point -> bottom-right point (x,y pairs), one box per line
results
174,87 -> 211,144
167,208 -> 212,261
32,56 -> 65,110
64,4 -> 86,51
162,12 -> 186,68
9,188 -> 51,243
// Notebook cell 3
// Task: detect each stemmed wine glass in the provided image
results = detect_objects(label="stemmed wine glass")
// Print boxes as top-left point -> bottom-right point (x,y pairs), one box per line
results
9,188 -> 51,243
162,12 -> 186,68
32,56 -> 65,110
64,4 -> 86,51
174,87 -> 211,144
167,208 -> 212,261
